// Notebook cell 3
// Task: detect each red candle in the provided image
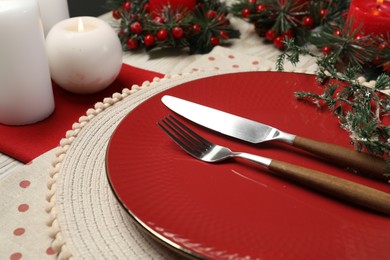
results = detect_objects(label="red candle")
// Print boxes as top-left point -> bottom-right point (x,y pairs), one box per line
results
149,0 -> 196,14
346,0 -> 390,37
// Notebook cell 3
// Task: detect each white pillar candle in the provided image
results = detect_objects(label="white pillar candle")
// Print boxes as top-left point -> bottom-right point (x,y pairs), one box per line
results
46,17 -> 123,94
37,0 -> 69,36
0,0 -> 55,125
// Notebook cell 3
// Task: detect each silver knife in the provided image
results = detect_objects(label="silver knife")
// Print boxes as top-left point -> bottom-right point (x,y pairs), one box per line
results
162,95 -> 389,181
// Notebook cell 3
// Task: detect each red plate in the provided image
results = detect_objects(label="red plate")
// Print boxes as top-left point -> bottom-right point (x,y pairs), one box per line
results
106,72 -> 390,259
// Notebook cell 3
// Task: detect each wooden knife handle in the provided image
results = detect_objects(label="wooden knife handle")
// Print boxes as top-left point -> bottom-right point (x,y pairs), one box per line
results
269,159 -> 390,215
293,136 -> 389,181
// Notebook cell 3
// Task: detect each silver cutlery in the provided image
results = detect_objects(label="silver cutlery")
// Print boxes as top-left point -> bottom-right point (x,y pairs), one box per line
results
158,115 -> 390,216
162,95 -> 389,181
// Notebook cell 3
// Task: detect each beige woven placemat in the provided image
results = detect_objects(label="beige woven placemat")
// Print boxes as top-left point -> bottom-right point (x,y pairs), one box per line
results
47,69 -> 268,259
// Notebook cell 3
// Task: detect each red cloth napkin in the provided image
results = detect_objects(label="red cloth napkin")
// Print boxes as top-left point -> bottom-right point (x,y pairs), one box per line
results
0,64 -> 163,163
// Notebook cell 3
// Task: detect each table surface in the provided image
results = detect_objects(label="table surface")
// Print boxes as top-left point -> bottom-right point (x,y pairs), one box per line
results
0,10 -> 326,260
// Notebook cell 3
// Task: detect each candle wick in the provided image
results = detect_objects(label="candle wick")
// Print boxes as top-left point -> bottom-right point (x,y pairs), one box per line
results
78,18 -> 84,32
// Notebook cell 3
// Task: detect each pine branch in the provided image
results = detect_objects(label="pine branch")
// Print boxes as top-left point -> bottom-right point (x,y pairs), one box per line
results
107,0 -> 239,54
188,1 -> 240,54
295,67 -> 390,164
276,38 -> 314,71
278,34 -> 390,175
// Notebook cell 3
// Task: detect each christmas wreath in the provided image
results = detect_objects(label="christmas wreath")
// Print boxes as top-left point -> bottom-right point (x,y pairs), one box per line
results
106,0 -> 240,54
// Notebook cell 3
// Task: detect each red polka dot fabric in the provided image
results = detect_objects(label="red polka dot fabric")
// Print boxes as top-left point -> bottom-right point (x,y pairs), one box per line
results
184,46 -> 276,73
1,150 -> 57,259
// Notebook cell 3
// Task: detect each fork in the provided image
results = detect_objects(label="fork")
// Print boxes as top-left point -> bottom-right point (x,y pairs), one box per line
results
157,115 -> 390,216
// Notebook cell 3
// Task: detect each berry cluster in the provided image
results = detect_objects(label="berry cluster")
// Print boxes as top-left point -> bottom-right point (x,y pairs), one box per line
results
230,0 -> 330,49
231,0 -> 389,71
109,0 -> 240,54
312,25 -> 390,71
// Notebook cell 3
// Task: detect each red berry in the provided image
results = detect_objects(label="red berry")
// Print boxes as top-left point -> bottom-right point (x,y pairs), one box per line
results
241,8 -> 251,17
217,15 -> 230,26
256,4 -> 266,12
322,46 -> 332,55
210,36 -> 220,46
112,10 -> 121,20
219,30 -> 229,39
282,29 -> 294,39
378,42 -> 390,52
384,64 -> 390,72
122,2 -> 132,12
273,35 -> 285,49
217,14 -> 226,22
193,24 -> 201,33
126,38 -> 138,49
154,16 -> 164,23
354,34 -> 364,40
265,29 -> 276,41
206,10 -> 216,19
320,9 -> 328,18
157,29 -> 169,40
118,29 -> 125,37
143,34 -> 155,46
172,27 -> 184,39
379,42 -> 389,50
130,21 -> 142,34
333,30 -> 342,37
249,0 -> 256,4
302,16 -> 314,28
143,3 -> 150,12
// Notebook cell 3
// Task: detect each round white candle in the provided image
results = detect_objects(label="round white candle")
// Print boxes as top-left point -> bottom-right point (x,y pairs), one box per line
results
37,0 -> 69,36
46,17 -> 123,94
0,0 -> 55,125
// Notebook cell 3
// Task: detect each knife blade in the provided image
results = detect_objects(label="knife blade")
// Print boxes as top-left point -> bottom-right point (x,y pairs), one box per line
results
162,95 -> 389,181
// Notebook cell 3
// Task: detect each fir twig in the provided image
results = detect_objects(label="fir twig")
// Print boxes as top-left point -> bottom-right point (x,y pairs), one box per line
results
295,68 -> 390,172
279,35 -> 390,176
276,38 -> 315,71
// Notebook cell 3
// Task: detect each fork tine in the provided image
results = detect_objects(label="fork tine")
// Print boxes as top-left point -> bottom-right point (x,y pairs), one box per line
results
157,115 -> 212,157
164,117 -> 202,151
158,117 -> 202,156
168,115 -> 212,148
157,119 -> 198,156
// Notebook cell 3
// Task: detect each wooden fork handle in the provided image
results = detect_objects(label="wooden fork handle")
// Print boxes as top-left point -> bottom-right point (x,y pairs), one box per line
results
269,159 -> 390,216
293,136 -> 389,181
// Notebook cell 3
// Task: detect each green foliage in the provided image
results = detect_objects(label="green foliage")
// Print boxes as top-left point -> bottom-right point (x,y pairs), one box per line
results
231,0 -> 388,72
279,39 -> 390,171
106,0 -> 240,54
